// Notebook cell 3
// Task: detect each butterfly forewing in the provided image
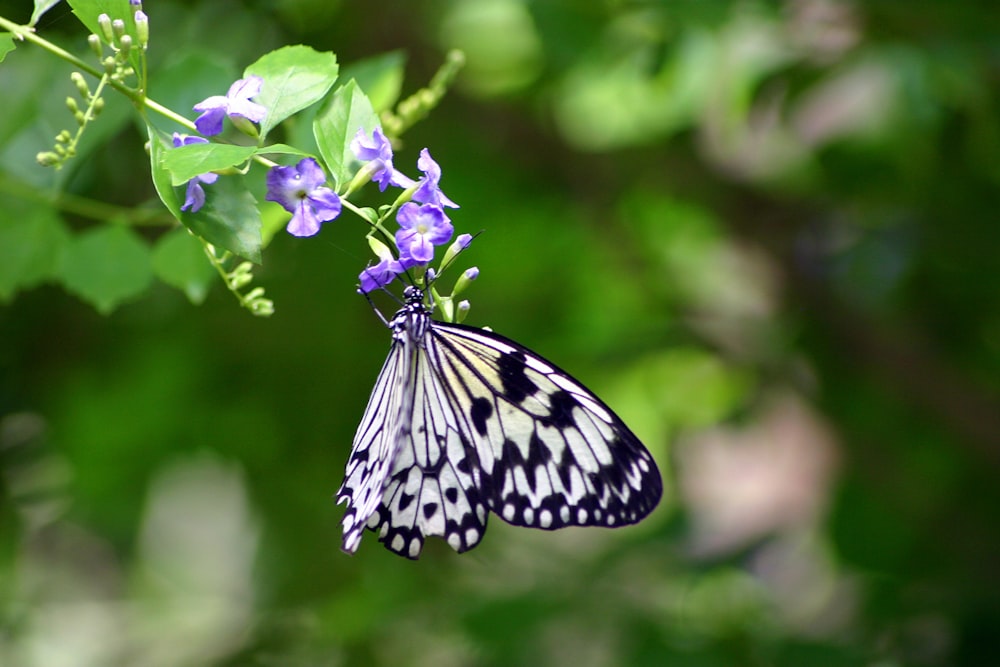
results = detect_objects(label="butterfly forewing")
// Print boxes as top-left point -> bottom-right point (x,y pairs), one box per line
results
337,288 -> 662,558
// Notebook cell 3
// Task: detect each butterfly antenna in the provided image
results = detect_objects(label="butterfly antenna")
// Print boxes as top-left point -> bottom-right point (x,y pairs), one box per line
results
358,265 -> 406,328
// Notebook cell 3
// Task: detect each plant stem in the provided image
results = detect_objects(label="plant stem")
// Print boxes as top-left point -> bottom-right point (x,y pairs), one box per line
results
0,14 -> 196,132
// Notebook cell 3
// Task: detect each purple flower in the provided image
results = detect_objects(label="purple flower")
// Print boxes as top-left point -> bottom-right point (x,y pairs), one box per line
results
411,149 -> 458,208
192,76 -> 267,136
395,202 -> 453,264
358,257 -> 405,294
172,133 -> 218,213
265,158 -> 342,237
350,127 -> 409,191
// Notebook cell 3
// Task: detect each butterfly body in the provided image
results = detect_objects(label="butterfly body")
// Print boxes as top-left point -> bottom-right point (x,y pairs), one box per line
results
338,287 -> 662,558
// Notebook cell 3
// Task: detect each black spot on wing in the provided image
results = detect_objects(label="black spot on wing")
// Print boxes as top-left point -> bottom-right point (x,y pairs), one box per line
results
470,396 -> 493,436
498,350 -> 539,404
541,390 -> 579,429
423,502 -> 439,519
399,491 -> 415,511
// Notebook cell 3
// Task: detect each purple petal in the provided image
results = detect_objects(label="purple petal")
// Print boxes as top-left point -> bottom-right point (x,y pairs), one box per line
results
173,132 -> 208,149
426,218 -> 454,245
194,107 -> 226,136
286,202 -> 321,237
358,258 -> 403,293
265,165 -> 300,211
228,75 -> 263,101
195,171 -> 219,185
228,98 -> 267,123
307,188 -> 342,222
182,181 -> 205,212
407,235 -> 435,263
295,158 -> 328,191
417,149 -> 441,182
395,202 -> 420,229
192,94 -> 228,113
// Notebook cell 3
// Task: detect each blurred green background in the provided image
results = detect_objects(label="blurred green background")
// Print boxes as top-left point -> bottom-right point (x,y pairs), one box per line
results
3,0 -> 1000,665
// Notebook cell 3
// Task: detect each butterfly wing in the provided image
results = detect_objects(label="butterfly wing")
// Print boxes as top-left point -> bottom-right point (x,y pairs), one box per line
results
338,328 -> 490,559
336,337 -> 410,554
427,322 -> 663,531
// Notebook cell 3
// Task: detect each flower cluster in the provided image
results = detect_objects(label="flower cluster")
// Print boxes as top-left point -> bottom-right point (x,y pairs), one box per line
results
348,128 -> 461,293
175,76 -> 475,311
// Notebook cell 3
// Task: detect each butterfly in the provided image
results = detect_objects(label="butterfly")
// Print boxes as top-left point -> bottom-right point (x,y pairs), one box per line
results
337,286 -> 662,558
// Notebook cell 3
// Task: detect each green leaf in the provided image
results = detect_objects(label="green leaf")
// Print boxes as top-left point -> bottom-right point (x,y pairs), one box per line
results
0,207 -> 70,302
314,80 -> 379,188
181,174 -> 263,264
0,34 -> 15,64
246,45 -> 339,140
148,128 -> 183,218
340,51 -> 407,113
148,127 -> 262,263
152,228 -> 216,304
161,143 -> 259,186
160,142 -> 308,186
59,225 -> 153,314
31,0 -> 64,26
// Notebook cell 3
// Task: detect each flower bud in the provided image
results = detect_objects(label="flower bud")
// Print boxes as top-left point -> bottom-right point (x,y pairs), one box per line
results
250,298 -> 275,317
70,71 -> 89,98
134,10 -> 149,48
111,18 -> 126,40
118,34 -> 132,58
456,300 -> 470,323
440,233 -> 473,270
37,151 -> 61,167
97,14 -> 114,43
87,33 -> 103,59
452,266 -> 479,296
229,114 -> 260,139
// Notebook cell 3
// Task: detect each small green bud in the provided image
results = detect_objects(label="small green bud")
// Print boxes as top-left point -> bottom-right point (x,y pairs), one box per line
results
56,130 -> 72,143
37,151 -> 61,167
74,110 -> 87,126
251,299 -> 275,317
97,13 -> 114,43
367,236 -> 393,260
244,287 -> 266,302
456,300 -> 470,323
71,71 -> 89,98
228,263 -> 254,290
111,18 -> 126,40
87,34 -> 103,59
92,97 -> 105,116
102,56 -> 117,74
118,34 -> 132,58
229,114 -> 260,139
65,97 -> 79,114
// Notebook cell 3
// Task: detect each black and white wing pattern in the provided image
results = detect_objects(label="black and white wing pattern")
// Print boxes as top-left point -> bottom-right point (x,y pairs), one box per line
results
337,287 -> 662,559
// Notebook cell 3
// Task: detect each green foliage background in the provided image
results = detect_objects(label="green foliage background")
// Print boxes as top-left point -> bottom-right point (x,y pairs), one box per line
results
2,1 -> 1000,665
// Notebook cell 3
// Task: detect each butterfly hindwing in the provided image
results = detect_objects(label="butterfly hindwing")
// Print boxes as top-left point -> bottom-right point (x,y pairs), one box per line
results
365,345 -> 490,558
